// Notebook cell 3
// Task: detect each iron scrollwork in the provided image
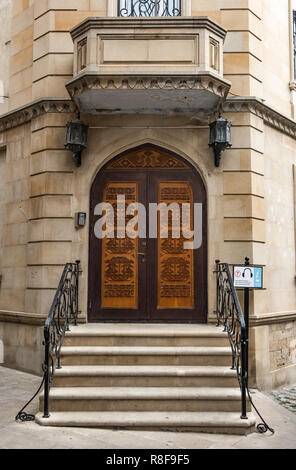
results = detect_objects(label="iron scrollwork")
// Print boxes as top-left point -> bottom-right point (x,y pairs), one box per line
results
15,261 -> 80,421
215,261 -> 248,419
118,0 -> 181,17
215,260 -> 274,433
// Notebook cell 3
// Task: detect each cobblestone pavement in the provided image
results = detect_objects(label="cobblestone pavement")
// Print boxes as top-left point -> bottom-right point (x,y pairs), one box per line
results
273,384 -> 296,414
1,366 -> 296,449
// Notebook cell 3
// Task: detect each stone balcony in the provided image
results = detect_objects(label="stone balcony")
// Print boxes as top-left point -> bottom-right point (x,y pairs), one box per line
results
66,17 -> 231,116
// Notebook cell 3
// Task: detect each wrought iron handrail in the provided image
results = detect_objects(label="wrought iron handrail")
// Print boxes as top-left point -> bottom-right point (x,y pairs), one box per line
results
118,0 -> 181,17
15,261 -> 80,421
215,260 -> 248,419
215,260 -> 274,433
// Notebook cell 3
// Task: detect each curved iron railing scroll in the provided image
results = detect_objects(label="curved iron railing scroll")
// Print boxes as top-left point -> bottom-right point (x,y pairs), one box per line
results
15,261 -> 80,421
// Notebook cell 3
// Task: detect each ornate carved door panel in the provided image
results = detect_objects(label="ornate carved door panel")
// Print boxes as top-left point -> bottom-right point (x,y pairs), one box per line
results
89,145 -> 207,323
89,171 -> 147,322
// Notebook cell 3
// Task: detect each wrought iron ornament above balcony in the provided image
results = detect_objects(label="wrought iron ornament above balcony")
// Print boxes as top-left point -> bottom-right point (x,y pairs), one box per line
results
118,0 -> 181,17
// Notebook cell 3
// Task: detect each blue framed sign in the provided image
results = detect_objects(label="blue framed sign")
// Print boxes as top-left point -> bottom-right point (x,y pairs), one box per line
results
233,265 -> 263,289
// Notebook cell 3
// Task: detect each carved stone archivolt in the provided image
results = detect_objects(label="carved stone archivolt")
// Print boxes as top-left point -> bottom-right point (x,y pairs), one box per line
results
107,147 -> 189,170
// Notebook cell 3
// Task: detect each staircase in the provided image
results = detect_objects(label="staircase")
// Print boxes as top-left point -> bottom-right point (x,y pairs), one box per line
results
35,323 -> 255,434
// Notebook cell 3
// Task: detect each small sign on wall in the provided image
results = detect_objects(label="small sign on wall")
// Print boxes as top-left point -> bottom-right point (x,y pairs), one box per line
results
233,265 -> 263,289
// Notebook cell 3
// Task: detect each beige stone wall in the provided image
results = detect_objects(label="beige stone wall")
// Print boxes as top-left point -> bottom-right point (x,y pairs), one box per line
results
0,320 -> 43,374
270,321 -> 296,371
192,0 -> 296,119
8,0 -> 109,109
9,0 -> 34,110
262,0 -> 292,117
27,111 -> 75,314
192,1 -> 263,101
248,122 -> 296,390
0,0 -> 12,115
0,123 -> 30,312
250,318 -> 296,390
260,125 -> 296,315
0,148 -> 6,275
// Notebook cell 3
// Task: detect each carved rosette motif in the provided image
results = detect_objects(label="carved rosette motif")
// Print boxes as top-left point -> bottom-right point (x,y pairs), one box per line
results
101,182 -> 138,308
158,182 -> 194,308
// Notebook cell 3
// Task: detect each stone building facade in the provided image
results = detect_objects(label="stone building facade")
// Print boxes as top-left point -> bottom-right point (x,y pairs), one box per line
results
0,0 -> 295,392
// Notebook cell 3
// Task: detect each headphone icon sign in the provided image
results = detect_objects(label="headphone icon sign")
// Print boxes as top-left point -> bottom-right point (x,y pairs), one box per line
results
242,268 -> 253,278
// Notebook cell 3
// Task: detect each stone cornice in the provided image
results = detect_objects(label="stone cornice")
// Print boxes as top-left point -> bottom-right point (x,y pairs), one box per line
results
66,73 -> 231,100
0,310 -> 87,326
224,96 -> 296,139
210,311 -> 296,327
70,16 -> 227,40
1,96 -> 296,139
0,310 -> 47,326
249,311 -> 296,327
0,98 -> 76,133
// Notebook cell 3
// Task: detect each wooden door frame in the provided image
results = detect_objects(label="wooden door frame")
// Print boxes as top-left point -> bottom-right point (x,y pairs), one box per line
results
88,144 -> 208,323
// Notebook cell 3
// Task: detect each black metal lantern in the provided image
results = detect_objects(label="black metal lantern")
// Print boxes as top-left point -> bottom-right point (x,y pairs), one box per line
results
209,113 -> 232,167
65,116 -> 88,167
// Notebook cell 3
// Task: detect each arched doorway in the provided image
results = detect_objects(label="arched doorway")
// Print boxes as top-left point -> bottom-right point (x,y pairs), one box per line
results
88,144 -> 207,323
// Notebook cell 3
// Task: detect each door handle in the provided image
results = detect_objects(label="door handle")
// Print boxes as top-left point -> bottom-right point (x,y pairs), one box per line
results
138,251 -> 146,263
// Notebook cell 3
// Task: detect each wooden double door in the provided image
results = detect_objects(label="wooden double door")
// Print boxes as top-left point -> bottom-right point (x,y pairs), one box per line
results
88,145 -> 207,323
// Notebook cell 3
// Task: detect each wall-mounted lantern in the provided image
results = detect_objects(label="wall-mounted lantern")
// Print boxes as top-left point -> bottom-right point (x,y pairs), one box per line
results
65,115 -> 88,167
209,113 -> 232,167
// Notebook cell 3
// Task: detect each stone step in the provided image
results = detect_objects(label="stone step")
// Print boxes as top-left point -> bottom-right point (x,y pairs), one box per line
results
53,365 -> 238,388
36,411 -> 256,435
39,386 -> 251,413
60,346 -> 232,366
64,324 -> 229,347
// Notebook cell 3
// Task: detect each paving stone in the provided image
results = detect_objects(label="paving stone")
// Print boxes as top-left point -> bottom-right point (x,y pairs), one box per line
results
1,366 -> 296,449
273,384 -> 296,414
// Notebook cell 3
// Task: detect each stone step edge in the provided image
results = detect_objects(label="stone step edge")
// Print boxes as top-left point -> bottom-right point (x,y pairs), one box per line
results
54,365 -> 237,377
35,411 -> 256,429
60,346 -> 232,356
40,386 -> 242,400
65,331 -> 228,339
